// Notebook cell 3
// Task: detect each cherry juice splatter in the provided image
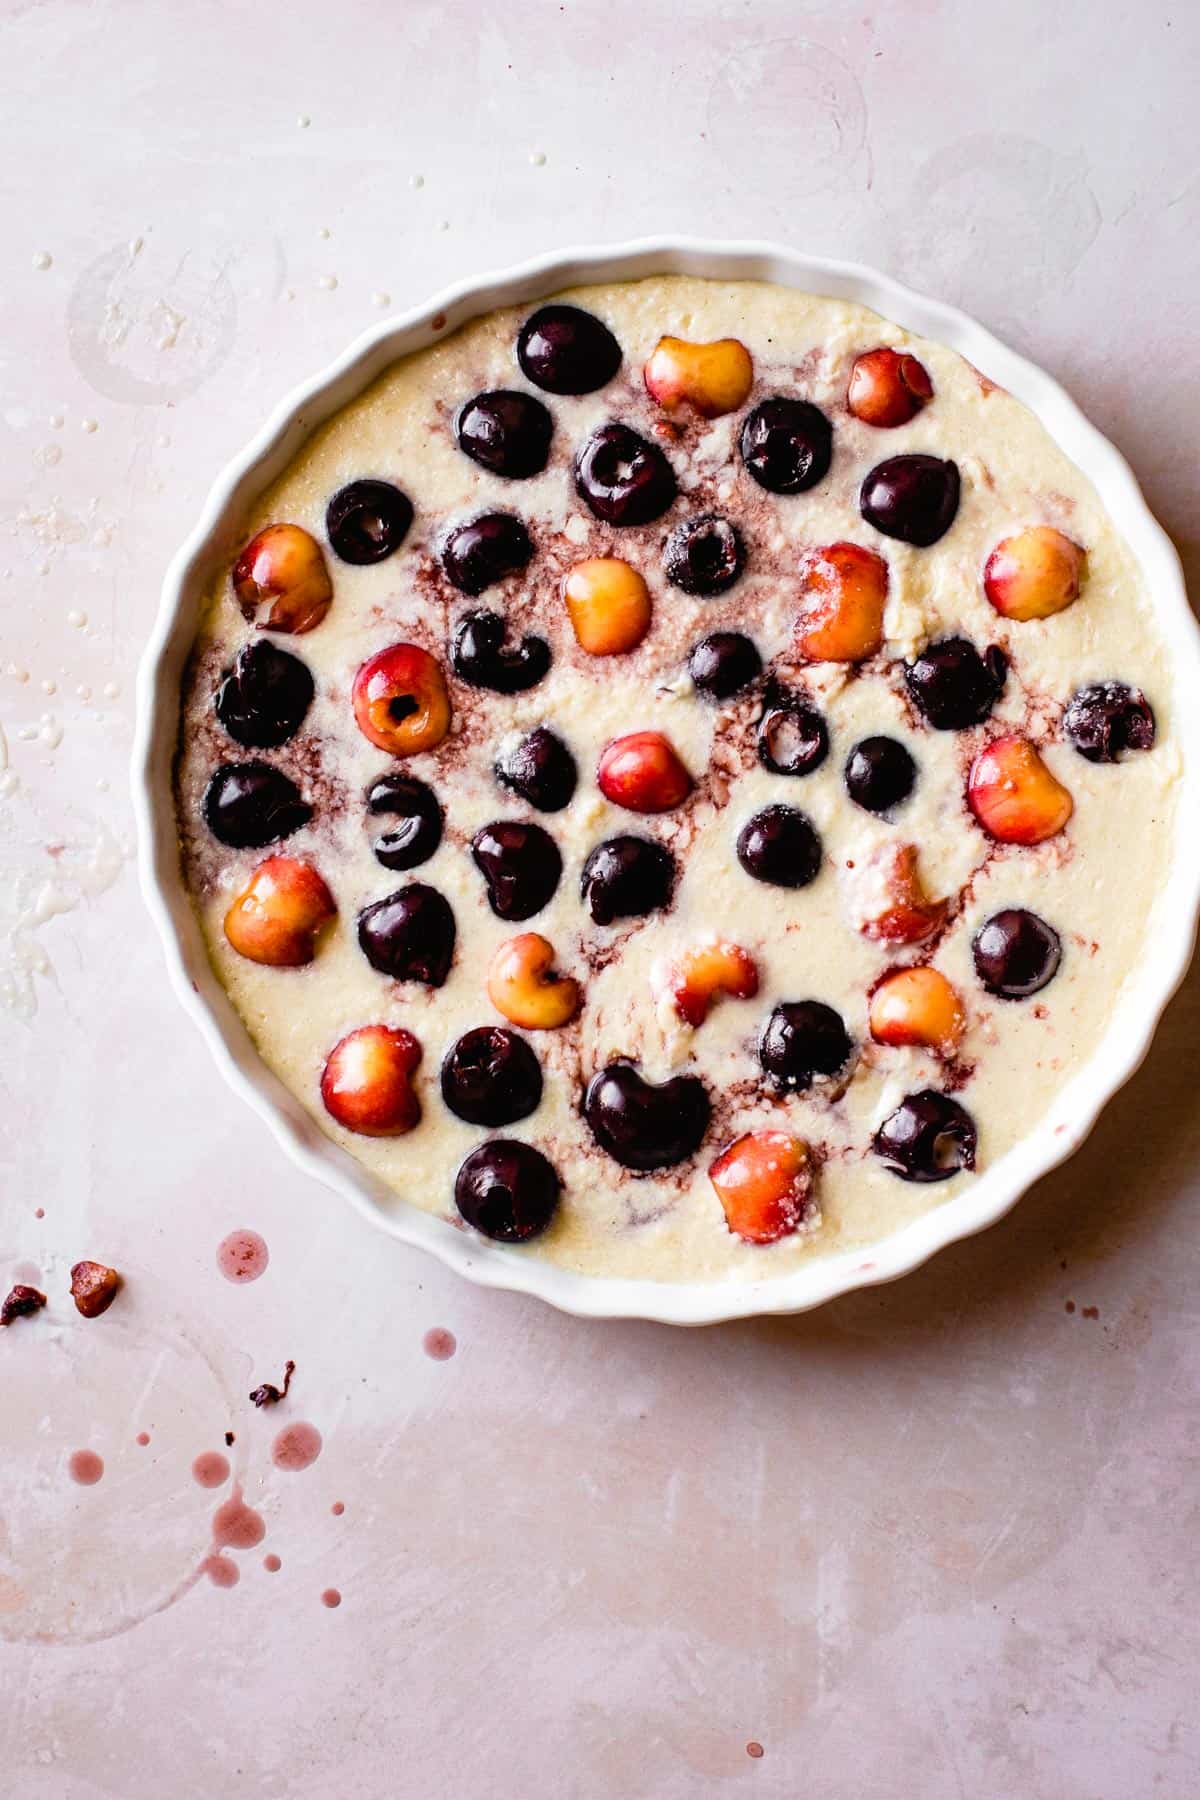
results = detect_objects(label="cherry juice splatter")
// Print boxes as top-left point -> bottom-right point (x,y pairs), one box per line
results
68,1449 -> 104,1486
423,1327 -> 457,1361
321,1588 -> 341,1609
202,1553 -> 240,1589
216,1229 -> 269,1284
263,1554 -> 282,1574
136,1432 -> 151,1447
192,1451 -> 231,1489
271,1422 -> 322,1473
212,1487 -> 266,1550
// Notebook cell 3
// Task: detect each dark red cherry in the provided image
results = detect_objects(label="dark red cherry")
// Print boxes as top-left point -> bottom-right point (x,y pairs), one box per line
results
454,1139 -> 561,1242
736,805 -> 822,888
203,762 -> 311,848
758,1001 -> 852,1091
873,1090 -> 977,1182
844,736 -> 916,813
441,513 -> 533,596
972,908 -> 1061,999
574,422 -> 677,526
583,1061 -> 710,1171
687,631 -> 762,701
1063,681 -> 1156,763
739,397 -> 832,494
455,390 -> 552,479
905,637 -> 1007,730
451,609 -> 550,692
440,1026 -> 542,1126
471,821 -> 562,921
860,454 -> 960,546
214,641 -> 314,748
757,689 -> 829,776
325,479 -> 413,564
356,883 -> 456,986
495,726 -> 577,812
663,514 -> 744,596
366,772 -> 443,871
516,303 -> 622,395
580,836 -> 676,925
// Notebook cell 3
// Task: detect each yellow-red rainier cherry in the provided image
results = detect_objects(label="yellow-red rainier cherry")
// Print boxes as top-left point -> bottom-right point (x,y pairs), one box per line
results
983,526 -> 1085,621
795,541 -> 888,663
320,1025 -> 421,1136
968,736 -> 1073,845
656,941 -> 760,1028
352,643 -> 451,756
869,966 -> 965,1056
597,731 -> 692,813
709,1131 -> 814,1245
846,347 -> 934,428
223,856 -> 336,966
232,524 -> 333,634
487,934 -> 581,1030
853,842 -> 948,946
563,558 -> 652,656
643,335 -> 754,419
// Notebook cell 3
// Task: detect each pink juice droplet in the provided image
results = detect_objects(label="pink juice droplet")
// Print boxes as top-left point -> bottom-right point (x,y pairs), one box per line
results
216,1229 -> 269,1284
202,1553 -> 240,1589
271,1422 -> 322,1473
136,1432 -> 151,1447
34,1207 -> 45,1220
263,1554 -> 281,1574
321,1587 -> 341,1609
330,1501 -> 345,1517
192,1451 -> 231,1490
212,1486 -> 266,1551
68,1449 -> 104,1486
423,1327 -> 457,1361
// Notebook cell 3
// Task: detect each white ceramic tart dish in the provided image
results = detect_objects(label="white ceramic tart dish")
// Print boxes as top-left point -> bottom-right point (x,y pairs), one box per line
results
135,240 -> 1200,1325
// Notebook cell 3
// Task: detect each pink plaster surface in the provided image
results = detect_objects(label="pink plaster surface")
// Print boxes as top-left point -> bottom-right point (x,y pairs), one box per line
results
1,2 -> 1198,1794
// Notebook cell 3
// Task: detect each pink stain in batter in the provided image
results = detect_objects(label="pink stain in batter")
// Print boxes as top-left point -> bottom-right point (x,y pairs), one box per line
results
34,1207 -> 44,1220
263,1554 -> 282,1574
271,1422 -> 322,1473
136,1432 -> 151,1447
746,1742 -> 765,1760
216,1229 -> 269,1284
321,1588 -> 341,1608
331,1501 -> 345,1517
68,1449 -> 104,1486
202,1553 -> 240,1589
192,1451 -> 231,1489
423,1327 -> 457,1360
212,1486 -> 266,1551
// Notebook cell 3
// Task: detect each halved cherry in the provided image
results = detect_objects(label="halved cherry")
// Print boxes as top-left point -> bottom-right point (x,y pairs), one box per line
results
869,966 -> 965,1055
795,542 -> 888,663
320,1025 -> 421,1136
232,524 -> 333,634
968,737 -> 1073,845
352,644 -> 451,756
709,1131 -> 813,1244
224,855 -> 336,966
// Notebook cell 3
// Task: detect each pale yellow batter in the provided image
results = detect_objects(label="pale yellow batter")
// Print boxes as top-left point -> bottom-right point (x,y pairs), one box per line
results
175,277 -> 1178,1282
